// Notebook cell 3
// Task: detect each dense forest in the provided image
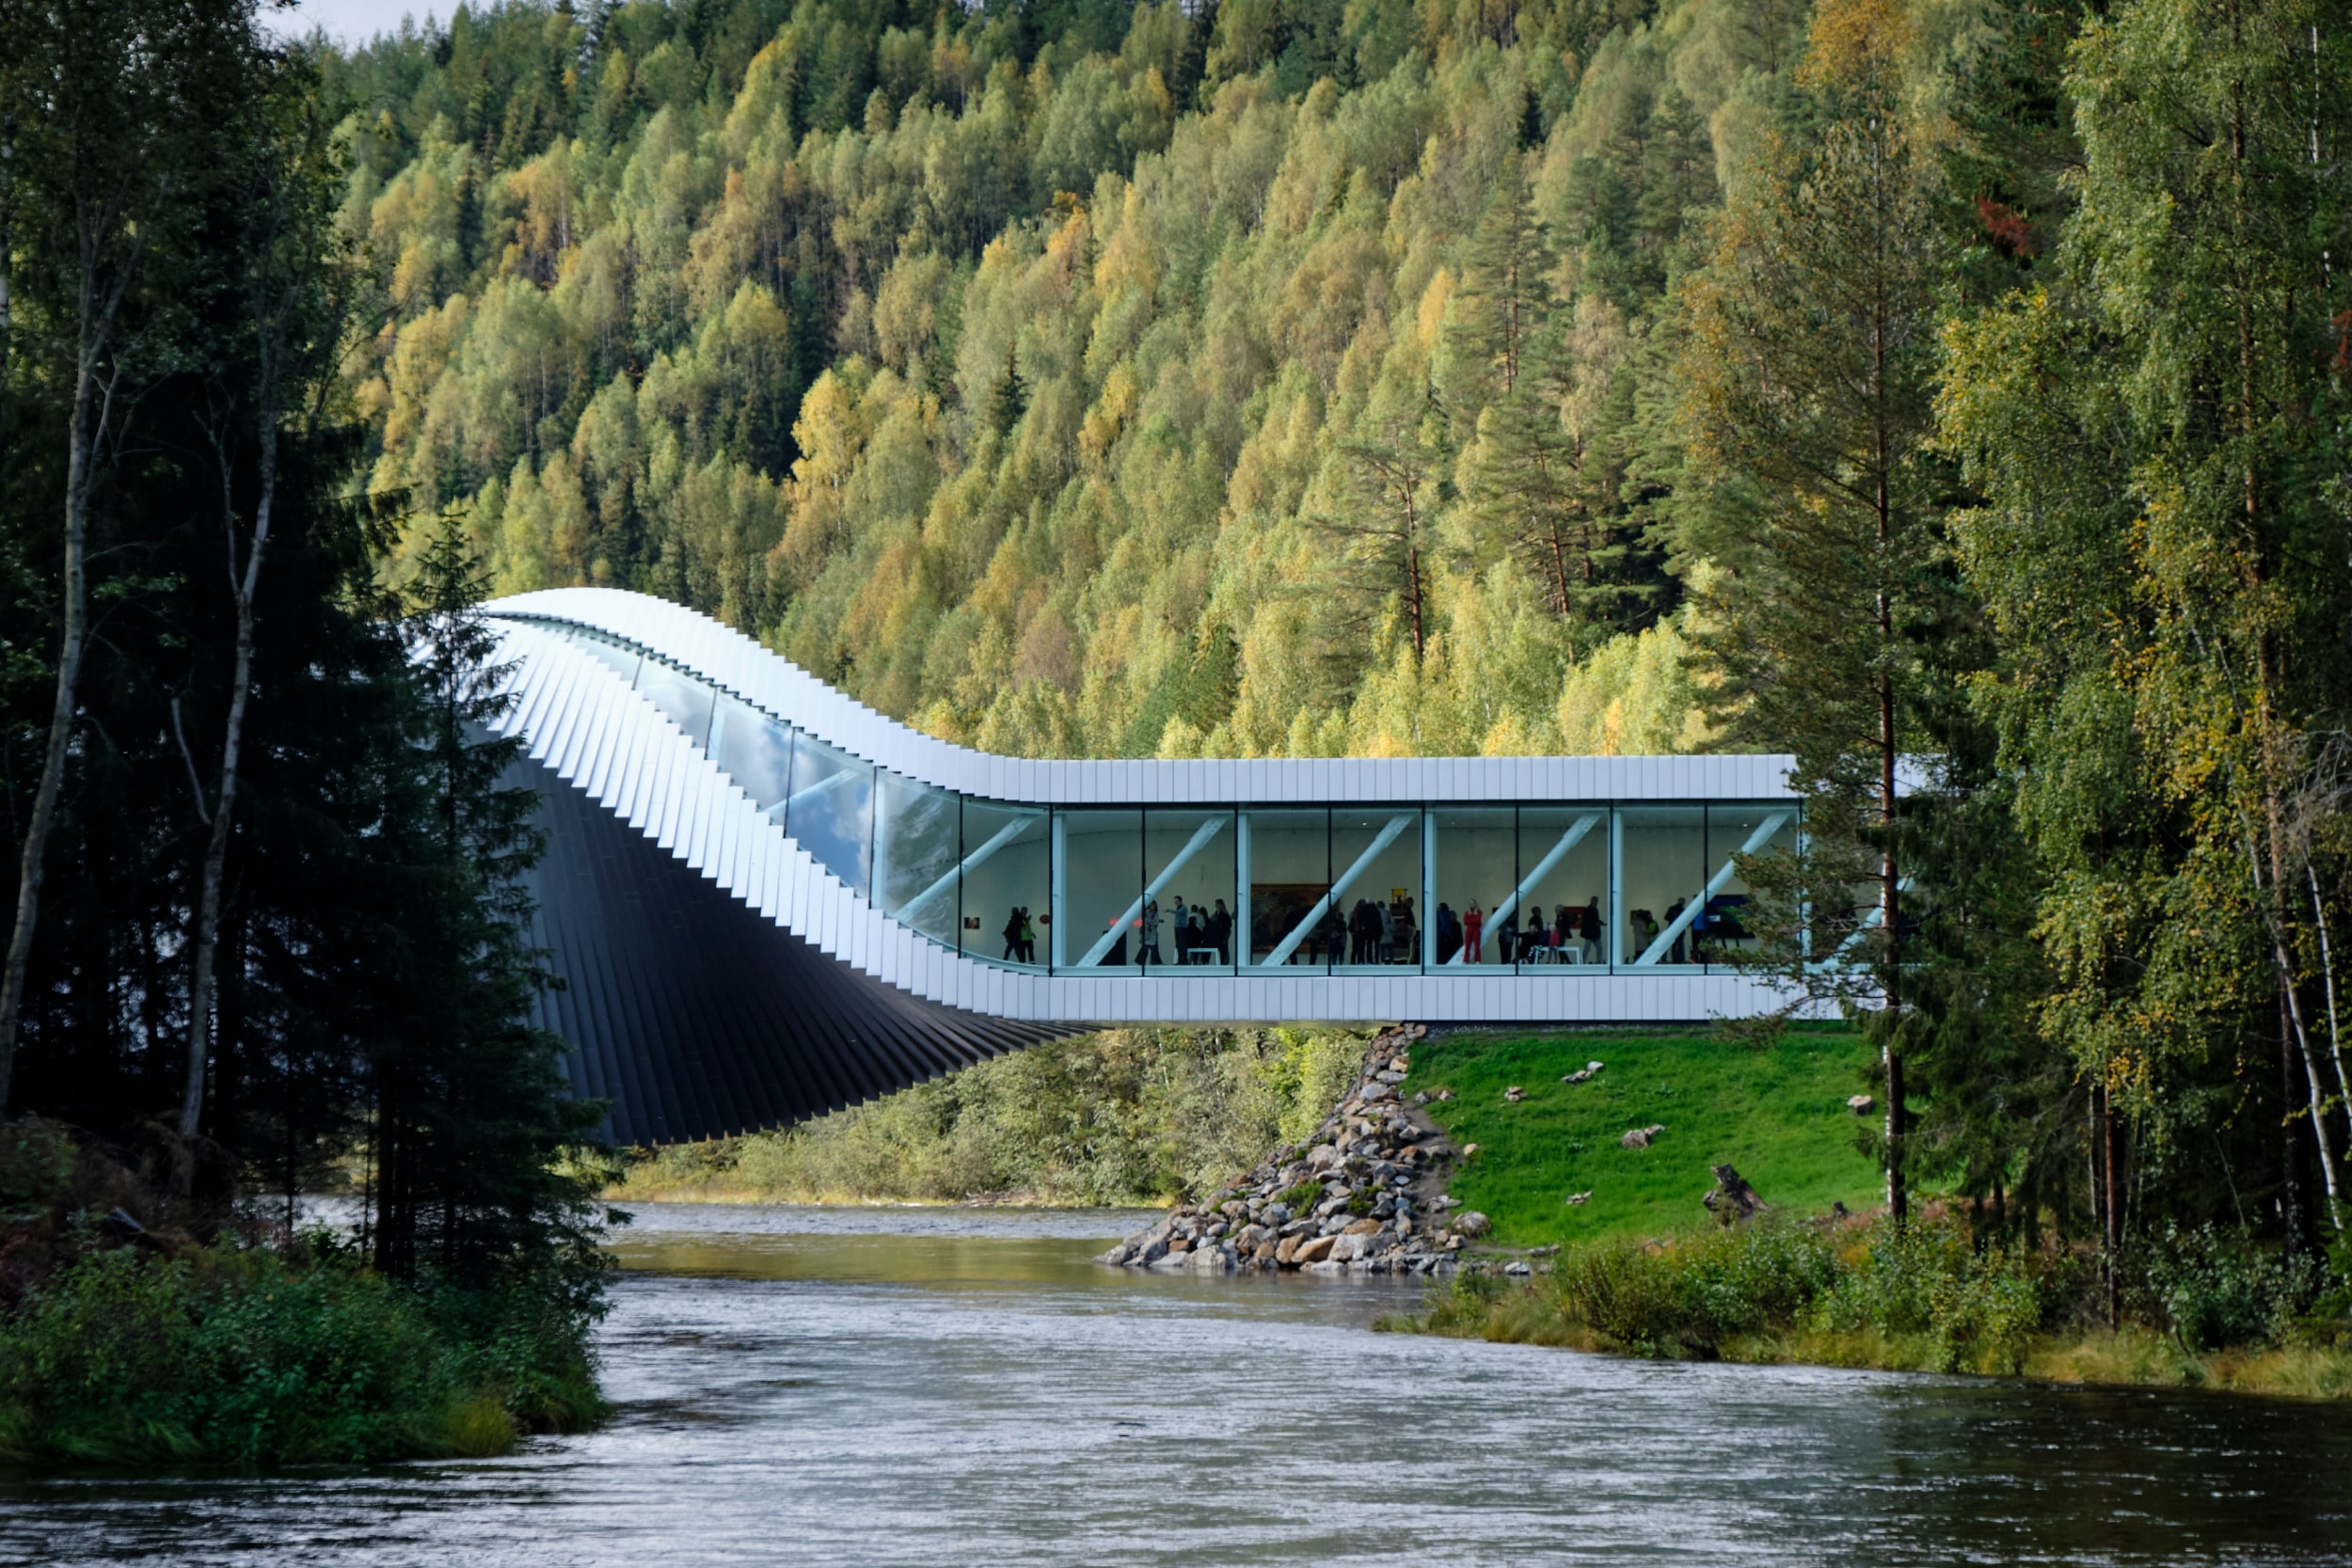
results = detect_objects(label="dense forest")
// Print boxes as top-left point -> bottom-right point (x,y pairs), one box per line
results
330,0 -> 1729,758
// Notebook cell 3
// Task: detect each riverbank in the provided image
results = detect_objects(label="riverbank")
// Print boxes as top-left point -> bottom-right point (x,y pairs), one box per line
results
1386,1216 -> 2352,1402
1099,1026 -> 1463,1275
0,1120 -> 605,1466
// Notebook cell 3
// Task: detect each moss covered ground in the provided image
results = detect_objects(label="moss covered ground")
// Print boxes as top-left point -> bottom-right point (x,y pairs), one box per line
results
1406,1024 -> 1883,1246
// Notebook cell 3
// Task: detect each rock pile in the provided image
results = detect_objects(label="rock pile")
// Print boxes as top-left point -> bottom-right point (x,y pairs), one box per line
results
1098,1025 -> 1475,1277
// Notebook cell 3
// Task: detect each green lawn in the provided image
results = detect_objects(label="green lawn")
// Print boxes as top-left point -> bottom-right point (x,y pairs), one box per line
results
1409,1025 -> 1883,1247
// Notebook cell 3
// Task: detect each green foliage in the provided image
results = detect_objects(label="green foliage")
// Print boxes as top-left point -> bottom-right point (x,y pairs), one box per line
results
1431,1215 -> 2057,1373
1805,1220 -> 2053,1372
2139,1224 -> 2321,1353
1408,1027 -> 1883,1245
336,0 -> 1750,763
0,1243 -> 601,1466
1275,1179 -> 1325,1210
612,1026 -> 1369,1205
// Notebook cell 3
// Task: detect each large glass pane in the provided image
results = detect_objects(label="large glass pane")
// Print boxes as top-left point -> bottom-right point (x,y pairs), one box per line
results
961,800 -> 1049,969
783,732 -> 874,898
1515,806 -> 1610,970
1053,810 -> 1143,969
1429,807 -> 1516,966
1329,808 -> 1421,973
707,692 -> 793,815
1242,809 -> 1330,969
1617,806 -> 1707,966
1143,809 -> 1235,970
1703,803 -> 1799,971
633,657 -> 716,748
875,769 -> 961,948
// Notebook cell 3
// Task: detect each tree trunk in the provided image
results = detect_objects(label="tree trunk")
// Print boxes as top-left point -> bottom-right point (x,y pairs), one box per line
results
2103,1084 -> 2122,1330
2282,997 -> 2308,1258
0,306 -> 111,1111
181,403 -> 278,1139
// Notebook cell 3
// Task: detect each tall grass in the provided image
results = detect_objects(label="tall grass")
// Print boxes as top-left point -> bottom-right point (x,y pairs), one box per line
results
1406,1216 -> 2352,1394
1415,1216 -> 2073,1375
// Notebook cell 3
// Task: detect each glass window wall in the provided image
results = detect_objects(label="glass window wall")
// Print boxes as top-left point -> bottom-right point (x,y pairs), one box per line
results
708,691 -> 793,816
1144,809 -> 1235,970
782,732 -> 874,898
1329,808 -> 1421,972
1703,805 -> 1798,971
633,657 -> 717,748
1242,809 -> 1330,970
875,770 -> 961,949
1430,808 -> 1515,966
960,801 -> 1048,969
1053,810 -> 1143,969
1617,806 -> 1707,966
1516,807 -> 1610,969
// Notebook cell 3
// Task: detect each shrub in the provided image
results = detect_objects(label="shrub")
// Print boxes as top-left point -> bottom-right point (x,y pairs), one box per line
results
1550,1222 -> 1837,1355
0,1241 -> 603,1466
1807,1221 -> 2050,1373
2140,1224 -> 2319,1352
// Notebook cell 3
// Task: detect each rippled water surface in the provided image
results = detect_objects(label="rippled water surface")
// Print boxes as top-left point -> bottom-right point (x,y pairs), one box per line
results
5,1202 -> 2347,1565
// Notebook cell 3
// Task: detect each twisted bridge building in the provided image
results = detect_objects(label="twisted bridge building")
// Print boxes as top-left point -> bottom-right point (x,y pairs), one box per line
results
485,590 -> 1806,1145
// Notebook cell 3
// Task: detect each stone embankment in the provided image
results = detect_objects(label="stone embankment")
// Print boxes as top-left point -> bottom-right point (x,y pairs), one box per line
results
1098,1025 -> 1489,1277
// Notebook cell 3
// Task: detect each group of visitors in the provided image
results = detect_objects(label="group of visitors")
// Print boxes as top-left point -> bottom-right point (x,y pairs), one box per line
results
1141,895 -> 1232,965
1341,895 -> 1416,964
1430,896 -> 1605,964
1004,891 -> 1739,969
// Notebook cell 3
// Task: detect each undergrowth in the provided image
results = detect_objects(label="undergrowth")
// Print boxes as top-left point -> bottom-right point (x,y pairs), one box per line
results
1394,1214 -> 2352,1396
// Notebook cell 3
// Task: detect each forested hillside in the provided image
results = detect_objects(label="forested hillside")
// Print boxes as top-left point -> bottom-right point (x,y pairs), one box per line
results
329,0 -> 1774,758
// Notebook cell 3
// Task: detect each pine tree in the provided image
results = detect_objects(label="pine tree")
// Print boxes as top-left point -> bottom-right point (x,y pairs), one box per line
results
1676,0 -> 1962,1222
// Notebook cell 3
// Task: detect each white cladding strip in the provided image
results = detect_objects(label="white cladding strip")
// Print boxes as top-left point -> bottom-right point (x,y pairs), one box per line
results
486,588 -> 1799,808
491,623 -> 1805,1025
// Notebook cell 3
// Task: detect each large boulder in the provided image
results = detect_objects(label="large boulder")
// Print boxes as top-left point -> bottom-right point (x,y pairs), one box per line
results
1454,1211 -> 1491,1238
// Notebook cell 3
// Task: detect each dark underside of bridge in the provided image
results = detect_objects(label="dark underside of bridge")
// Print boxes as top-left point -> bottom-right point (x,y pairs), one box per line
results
519,760 -> 1086,1146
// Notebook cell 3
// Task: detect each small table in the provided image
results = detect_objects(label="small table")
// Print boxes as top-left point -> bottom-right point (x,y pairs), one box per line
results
1185,948 -> 1220,964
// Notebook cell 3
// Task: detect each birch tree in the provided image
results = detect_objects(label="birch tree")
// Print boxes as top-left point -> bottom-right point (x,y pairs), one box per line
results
179,40 -> 347,1139
0,0 -> 244,1111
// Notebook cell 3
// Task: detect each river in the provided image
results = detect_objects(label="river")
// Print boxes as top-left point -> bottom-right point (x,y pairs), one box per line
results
3,1203 -> 2346,1564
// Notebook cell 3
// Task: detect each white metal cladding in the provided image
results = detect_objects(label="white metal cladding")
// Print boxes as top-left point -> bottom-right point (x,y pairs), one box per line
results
487,588 -> 1798,806
485,595 -> 1807,1026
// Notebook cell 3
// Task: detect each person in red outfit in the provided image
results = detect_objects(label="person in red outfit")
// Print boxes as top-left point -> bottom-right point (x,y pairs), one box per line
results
1463,899 -> 1484,963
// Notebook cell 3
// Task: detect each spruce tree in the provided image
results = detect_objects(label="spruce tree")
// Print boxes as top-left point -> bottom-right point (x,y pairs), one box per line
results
371,513 -> 604,1282
1676,0 -> 1962,1222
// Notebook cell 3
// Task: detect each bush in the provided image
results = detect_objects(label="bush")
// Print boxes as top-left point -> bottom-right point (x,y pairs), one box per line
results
0,1241 -> 603,1466
1549,1222 -> 1837,1355
1482,1216 -> 2051,1370
1807,1222 -> 2051,1372
2140,1223 -> 2319,1352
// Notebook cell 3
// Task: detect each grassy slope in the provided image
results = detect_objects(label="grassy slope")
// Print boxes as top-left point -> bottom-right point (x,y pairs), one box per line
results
1407,1025 -> 1882,1247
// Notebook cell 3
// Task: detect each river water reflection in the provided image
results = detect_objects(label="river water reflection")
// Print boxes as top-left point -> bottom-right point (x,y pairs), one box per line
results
4,1202 -> 2347,1565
